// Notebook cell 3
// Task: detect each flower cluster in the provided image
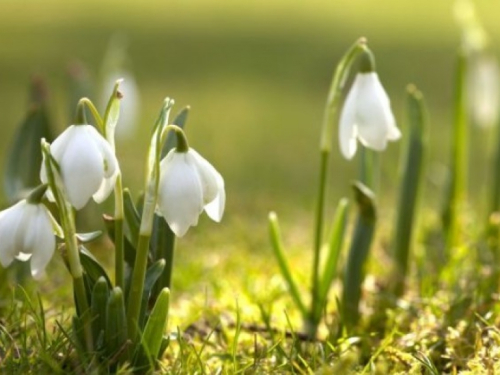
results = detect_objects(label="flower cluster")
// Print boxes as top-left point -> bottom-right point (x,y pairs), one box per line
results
0,109 -> 225,277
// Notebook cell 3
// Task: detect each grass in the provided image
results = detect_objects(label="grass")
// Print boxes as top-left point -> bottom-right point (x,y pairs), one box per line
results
2,0 -> 500,373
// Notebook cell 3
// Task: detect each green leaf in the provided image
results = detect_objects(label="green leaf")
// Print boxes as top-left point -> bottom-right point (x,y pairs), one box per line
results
392,85 -> 426,296
137,288 -> 170,367
268,212 -> 308,320
79,246 -> 112,288
4,79 -> 53,203
313,198 -> 349,325
102,79 -> 122,144
90,277 -> 109,349
76,231 -> 103,244
138,260 -> 166,329
442,50 -> 468,249
105,287 -> 127,365
341,182 -> 376,330
123,188 -> 141,248
103,214 -> 138,268
150,216 -> 175,300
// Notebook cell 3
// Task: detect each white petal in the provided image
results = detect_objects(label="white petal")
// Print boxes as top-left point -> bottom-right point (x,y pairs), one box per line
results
39,154 -> 56,203
157,151 -> 204,237
204,171 -> 225,222
16,252 -> 32,261
58,126 -> 105,209
354,73 -> 398,151
0,201 -> 26,267
50,125 -> 78,161
29,208 -> 55,279
339,80 -> 359,159
188,149 -> 220,204
93,169 -> 119,204
86,126 -> 119,178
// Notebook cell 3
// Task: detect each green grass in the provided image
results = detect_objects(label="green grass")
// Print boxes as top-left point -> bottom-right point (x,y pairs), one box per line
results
2,0 -> 500,373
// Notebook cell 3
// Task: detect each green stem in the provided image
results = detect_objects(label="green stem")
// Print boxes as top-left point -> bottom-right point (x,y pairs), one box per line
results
126,234 -> 151,341
442,50 -> 468,249
126,100 -> 174,342
311,38 -> 369,335
41,141 -> 93,352
311,150 -> 329,330
114,175 -> 125,290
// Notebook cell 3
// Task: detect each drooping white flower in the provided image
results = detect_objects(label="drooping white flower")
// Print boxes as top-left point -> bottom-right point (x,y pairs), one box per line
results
468,54 -> 500,128
339,72 -> 401,160
40,125 -> 119,210
156,148 -> 225,237
0,200 -> 56,279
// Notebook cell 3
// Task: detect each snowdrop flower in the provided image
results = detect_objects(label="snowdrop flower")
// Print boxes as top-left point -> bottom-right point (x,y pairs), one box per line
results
0,197 -> 56,279
41,124 -> 119,210
468,54 -> 500,128
339,53 -> 401,160
157,148 -> 225,237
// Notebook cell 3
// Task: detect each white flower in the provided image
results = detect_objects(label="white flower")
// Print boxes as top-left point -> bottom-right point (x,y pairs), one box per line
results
468,55 -> 500,128
156,148 -> 225,237
339,72 -> 401,160
40,125 -> 119,210
0,200 -> 56,279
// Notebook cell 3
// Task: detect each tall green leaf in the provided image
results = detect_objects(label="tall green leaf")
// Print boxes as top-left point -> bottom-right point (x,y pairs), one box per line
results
341,182 -> 376,330
392,85 -> 427,295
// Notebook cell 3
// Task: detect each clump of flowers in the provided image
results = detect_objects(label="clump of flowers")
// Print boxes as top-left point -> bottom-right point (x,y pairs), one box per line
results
0,81 -> 225,371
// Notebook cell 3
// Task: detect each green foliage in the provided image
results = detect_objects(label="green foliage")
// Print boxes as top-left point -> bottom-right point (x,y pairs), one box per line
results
341,182 -> 376,330
392,85 -> 427,295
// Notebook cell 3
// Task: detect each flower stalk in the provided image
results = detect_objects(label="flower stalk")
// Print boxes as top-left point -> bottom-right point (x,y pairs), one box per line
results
442,50 -> 468,250
102,80 -> 125,289
311,38 -> 368,336
126,99 -> 174,342
41,139 -> 93,352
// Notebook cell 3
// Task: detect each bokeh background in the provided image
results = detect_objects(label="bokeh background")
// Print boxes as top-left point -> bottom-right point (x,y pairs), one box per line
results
1,0 -> 500,249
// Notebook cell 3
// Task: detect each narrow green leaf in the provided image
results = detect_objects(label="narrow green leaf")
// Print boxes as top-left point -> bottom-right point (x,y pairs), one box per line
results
341,182 -> 376,330
102,79 -> 122,145
150,217 -> 175,300
105,287 -> 127,363
103,214 -> 137,268
4,79 -> 53,203
90,277 -> 109,349
76,231 -> 103,244
138,260 -> 166,329
392,85 -> 426,295
314,198 -> 349,324
79,246 -> 112,288
142,288 -> 170,361
268,212 -> 308,319
123,188 -> 141,248
442,50 -> 468,249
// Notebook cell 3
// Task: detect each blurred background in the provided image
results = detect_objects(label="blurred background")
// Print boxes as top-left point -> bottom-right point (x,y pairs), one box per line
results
1,0 -> 500,246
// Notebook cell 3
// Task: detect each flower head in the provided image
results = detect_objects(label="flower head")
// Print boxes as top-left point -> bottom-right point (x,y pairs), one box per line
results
339,72 -> 401,160
40,124 -> 119,209
0,200 -> 56,279
156,148 -> 225,237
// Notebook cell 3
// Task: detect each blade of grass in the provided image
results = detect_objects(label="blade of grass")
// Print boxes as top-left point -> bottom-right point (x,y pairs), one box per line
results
268,212 -> 308,320
442,49 -> 468,250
